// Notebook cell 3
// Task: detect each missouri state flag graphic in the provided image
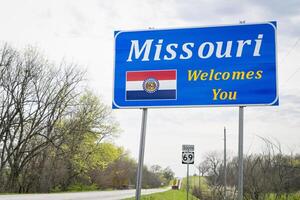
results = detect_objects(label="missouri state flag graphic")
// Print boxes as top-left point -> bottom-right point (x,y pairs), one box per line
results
126,70 -> 177,101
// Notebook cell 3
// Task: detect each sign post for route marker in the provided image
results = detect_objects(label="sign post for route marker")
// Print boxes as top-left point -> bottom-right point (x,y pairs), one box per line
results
182,145 -> 194,200
113,22 -> 278,200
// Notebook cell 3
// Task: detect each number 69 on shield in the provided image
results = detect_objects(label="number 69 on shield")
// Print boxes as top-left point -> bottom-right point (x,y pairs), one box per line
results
182,152 -> 194,164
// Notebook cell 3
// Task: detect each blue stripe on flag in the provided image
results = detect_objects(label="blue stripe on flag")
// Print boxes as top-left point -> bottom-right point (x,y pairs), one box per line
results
126,90 -> 176,100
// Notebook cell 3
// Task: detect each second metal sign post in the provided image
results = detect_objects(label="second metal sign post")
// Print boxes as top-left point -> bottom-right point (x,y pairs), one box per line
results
182,144 -> 195,200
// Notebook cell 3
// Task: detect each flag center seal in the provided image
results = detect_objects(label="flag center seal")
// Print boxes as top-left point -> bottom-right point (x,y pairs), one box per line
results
143,78 -> 159,93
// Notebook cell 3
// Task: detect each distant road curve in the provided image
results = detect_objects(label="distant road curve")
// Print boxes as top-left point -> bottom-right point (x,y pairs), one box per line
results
0,187 -> 170,200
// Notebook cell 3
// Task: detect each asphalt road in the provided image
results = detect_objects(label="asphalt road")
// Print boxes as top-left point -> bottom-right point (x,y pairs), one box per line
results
0,187 -> 170,200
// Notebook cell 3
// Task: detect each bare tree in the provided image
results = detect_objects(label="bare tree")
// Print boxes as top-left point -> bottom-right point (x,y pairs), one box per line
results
0,44 -> 84,192
241,137 -> 300,200
198,160 -> 210,177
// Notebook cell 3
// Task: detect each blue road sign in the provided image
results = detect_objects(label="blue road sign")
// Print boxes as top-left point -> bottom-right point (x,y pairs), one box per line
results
113,22 -> 278,108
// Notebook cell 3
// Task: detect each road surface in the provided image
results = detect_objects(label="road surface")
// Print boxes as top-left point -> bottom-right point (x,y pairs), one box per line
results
0,187 -> 170,200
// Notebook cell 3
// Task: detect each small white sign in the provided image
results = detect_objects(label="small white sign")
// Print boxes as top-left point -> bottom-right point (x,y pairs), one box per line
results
182,152 -> 194,164
182,144 -> 194,152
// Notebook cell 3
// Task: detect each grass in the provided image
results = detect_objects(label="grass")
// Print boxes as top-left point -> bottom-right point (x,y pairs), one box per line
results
264,192 -> 300,200
123,189 -> 198,200
123,176 -> 206,200
181,176 -> 210,192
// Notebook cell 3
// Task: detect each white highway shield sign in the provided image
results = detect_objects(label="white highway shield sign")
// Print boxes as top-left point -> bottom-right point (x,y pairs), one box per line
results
182,152 -> 194,164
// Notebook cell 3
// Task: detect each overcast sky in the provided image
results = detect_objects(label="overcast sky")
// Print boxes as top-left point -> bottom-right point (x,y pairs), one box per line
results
0,0 -> 299,177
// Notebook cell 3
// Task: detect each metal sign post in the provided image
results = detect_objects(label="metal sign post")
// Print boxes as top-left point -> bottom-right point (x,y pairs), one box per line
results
135,108 -> 148,200
187,163 -> 189,200
182,145 -> 194,200
237,106 -> 244,200
224,127 -> 227,200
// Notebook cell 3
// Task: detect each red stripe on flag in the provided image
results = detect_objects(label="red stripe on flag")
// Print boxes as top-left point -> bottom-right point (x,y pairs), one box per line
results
127,70 -> 176,81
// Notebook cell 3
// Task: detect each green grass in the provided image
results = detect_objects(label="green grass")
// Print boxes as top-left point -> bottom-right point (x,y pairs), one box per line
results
123,189 -> 198,200
181,176 -> 209,192
123,176 -> 206,200
66,183 -> 98,192
264,192 -> 300,200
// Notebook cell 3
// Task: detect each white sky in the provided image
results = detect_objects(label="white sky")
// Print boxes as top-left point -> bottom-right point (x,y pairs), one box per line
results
0,0 -> 299,177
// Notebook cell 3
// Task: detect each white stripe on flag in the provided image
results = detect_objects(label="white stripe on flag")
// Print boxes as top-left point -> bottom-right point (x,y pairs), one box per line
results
126,80 -> 176,91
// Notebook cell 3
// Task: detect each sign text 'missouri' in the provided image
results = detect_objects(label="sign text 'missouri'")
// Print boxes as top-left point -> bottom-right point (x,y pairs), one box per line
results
126,34 -> 263,62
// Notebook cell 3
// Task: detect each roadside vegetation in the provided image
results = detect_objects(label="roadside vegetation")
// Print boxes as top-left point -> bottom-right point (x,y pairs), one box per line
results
0,44 -> 299,200
0,44 -> 174,193
124,189 -> 199,200
181,176 -> 210,198
191,138 -> 300,200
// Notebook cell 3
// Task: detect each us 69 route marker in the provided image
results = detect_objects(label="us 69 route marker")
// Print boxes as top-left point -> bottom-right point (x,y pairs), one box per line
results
182,144 -> 194,164
182,152 -> 194,164
113,22 -> 278,200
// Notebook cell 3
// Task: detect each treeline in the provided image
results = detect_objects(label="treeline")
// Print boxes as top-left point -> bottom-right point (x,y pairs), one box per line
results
194,138 -> 300,200
0,45 -> 174,193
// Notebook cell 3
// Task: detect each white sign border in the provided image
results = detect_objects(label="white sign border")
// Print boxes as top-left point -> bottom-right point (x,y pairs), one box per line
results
113,21 -> 278,109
